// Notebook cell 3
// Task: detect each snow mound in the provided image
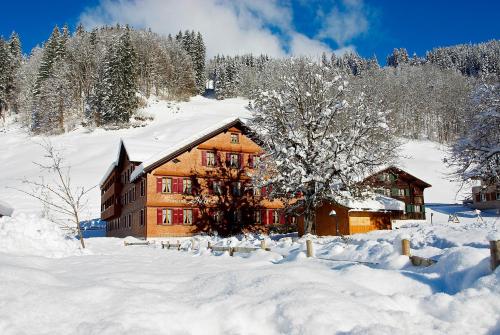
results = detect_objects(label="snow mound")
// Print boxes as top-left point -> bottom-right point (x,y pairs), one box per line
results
0,199 -> 14,216
0,214 -> 84,258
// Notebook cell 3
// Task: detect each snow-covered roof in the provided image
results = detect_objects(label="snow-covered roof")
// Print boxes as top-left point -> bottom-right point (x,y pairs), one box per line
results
100,115 -> 247,186
337,193 -> 405,212
130,116 -> 244,182
0,200 -> 14,216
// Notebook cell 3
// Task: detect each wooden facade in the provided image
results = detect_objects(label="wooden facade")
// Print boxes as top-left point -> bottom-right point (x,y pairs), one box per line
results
100,120 -> 288,238
362,166 -> 431,220
297,202 -> 403,237
472,182 -> 500,210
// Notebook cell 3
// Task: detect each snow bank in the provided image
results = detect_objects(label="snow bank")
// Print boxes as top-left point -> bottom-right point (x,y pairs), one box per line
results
0,199 -> 14,216
0,214 -> 83,258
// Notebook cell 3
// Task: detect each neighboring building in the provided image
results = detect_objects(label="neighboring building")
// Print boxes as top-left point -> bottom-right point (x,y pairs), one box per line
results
472,181 -> 500,210
362,166 -> 431,220
0,200 -> 13,218
298,194 -> 405,236
100,117 -> 287,238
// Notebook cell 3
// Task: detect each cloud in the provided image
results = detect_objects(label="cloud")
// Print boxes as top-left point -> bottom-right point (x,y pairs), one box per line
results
80,0 -> 369,58
316,0 -> 369,47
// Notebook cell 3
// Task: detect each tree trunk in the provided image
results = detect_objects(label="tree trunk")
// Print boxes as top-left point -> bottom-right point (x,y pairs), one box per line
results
303,206 -> 316,235
75,212 -> 85,249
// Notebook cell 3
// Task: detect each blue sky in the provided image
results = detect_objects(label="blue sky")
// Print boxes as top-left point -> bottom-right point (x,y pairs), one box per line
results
1,0 -> 498,62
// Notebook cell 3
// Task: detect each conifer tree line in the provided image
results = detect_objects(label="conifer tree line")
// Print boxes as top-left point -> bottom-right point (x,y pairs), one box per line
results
0,25 -> 206,134
208,40 -> 499,144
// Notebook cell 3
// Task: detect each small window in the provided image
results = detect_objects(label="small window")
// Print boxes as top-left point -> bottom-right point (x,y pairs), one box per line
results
414,205 -> 421,213
183,179 -> 192,194
206,152 -> 216,167
183,209 -> 193,225
213,181 -> 223,195
232,182 -> 241,196
128,214 -> 132,228
229,153 -> 239,168
254,211 -> 261,224
213,211 -> 223,223
269,210 -> 280,225
162,177 -> 172,193
231,133 -> 239,144
497,192 -> 500,200
480,193 -> 486,202
253,186 -> 261,196
140,209 -> 145,226
140,179 -> 145,196
162,208 -> 172,225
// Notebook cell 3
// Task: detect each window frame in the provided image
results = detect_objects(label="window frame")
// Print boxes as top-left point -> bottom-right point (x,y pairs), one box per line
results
230,133 -> 239,144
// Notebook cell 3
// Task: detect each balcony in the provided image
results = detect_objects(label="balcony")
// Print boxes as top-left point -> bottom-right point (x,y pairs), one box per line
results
101,204 -> 121,220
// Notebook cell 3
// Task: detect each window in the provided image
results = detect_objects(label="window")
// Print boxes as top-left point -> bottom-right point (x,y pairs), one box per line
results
162,177 -> 171,193
228,153 -> 240,168
213,210 -> 223,223
183,209 -> 193,225
161,208 -> 172,225
128,214 -> 132,228
413,205 -> 421,213
140,209 -> 145,226
183,178 -> 192,194
254,211 -> 261,224
253,186 -> 261,196
497,192 -> 500,201
232,182 -> 241,196
140,179 -> 145,196
384,188 -> 391,196
231,133 -> 239,144
480,193 -> 486,202
213,180 -> 223,195
202,151 -> 216,167
272,210 -> 280,225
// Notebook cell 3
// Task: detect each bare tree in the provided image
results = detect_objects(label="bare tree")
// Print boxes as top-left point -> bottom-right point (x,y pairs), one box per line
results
11,140 -> 94,248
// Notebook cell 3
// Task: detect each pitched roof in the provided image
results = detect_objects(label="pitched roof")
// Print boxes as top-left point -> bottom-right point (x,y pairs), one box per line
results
130,117 -> 245,182
366,165 -> 432,188
100,116 -> 247,185
335,193 -> 405,212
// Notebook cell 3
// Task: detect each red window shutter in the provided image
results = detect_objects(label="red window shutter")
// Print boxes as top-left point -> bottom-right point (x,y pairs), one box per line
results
226,152 -> 231,165
194,208 -> 200,221
239,154 -> 244,168
248,154 -> 254,168
208,179 -> 214,194
172,178 -> 178,193
156,177 -> 162,193
172,208 -> 178,224
280,212 -> 286,225
177,177 -> 183,193
261,186 -> 267,197
157,208 -> 162,225
214,152 -> 220,166
178,208 -> 184,225
202,151 -> 207,166
261,209 -> 268,225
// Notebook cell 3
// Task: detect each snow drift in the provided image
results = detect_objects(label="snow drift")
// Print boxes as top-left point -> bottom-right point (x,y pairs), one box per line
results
0,214 -> 83,258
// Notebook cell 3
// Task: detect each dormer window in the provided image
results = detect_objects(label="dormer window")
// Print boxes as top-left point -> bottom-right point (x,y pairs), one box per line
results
231,133 -> 239,144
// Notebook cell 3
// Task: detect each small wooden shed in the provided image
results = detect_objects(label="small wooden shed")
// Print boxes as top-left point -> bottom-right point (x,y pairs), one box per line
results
298,195 -> 405,236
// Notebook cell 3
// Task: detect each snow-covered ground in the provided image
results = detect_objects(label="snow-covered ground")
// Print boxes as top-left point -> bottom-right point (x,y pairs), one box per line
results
0,212 -> 499,334
0,96 -> 499,334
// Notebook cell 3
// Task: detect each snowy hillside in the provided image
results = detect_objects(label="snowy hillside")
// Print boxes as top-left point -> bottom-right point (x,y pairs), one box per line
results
0,96 -> 499,334
0,96 -> 463,220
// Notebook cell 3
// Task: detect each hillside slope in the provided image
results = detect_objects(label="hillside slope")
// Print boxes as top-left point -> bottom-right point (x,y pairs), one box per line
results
0,96 -> 463,220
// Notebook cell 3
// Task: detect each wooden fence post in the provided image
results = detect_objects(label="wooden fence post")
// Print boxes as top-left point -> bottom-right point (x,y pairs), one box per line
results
490,240 -> 500,271
306,240 -> 313,257
260,240 -> 266,250
401,239 -> 410,256
177,240 -> 181,251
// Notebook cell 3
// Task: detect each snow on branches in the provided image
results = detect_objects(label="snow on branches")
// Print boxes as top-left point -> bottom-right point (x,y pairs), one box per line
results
448,83 -> 500,185
249,58 -> 398,234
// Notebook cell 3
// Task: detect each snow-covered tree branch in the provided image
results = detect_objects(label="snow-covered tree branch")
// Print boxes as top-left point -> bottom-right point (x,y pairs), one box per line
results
249,58 -> 398,234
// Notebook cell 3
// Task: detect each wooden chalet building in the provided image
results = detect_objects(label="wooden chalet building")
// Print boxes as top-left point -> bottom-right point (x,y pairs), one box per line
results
298,166 -> 431,237
362,166 -> 431,220
471,181 -> 500,210
100,117 -> 287,238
